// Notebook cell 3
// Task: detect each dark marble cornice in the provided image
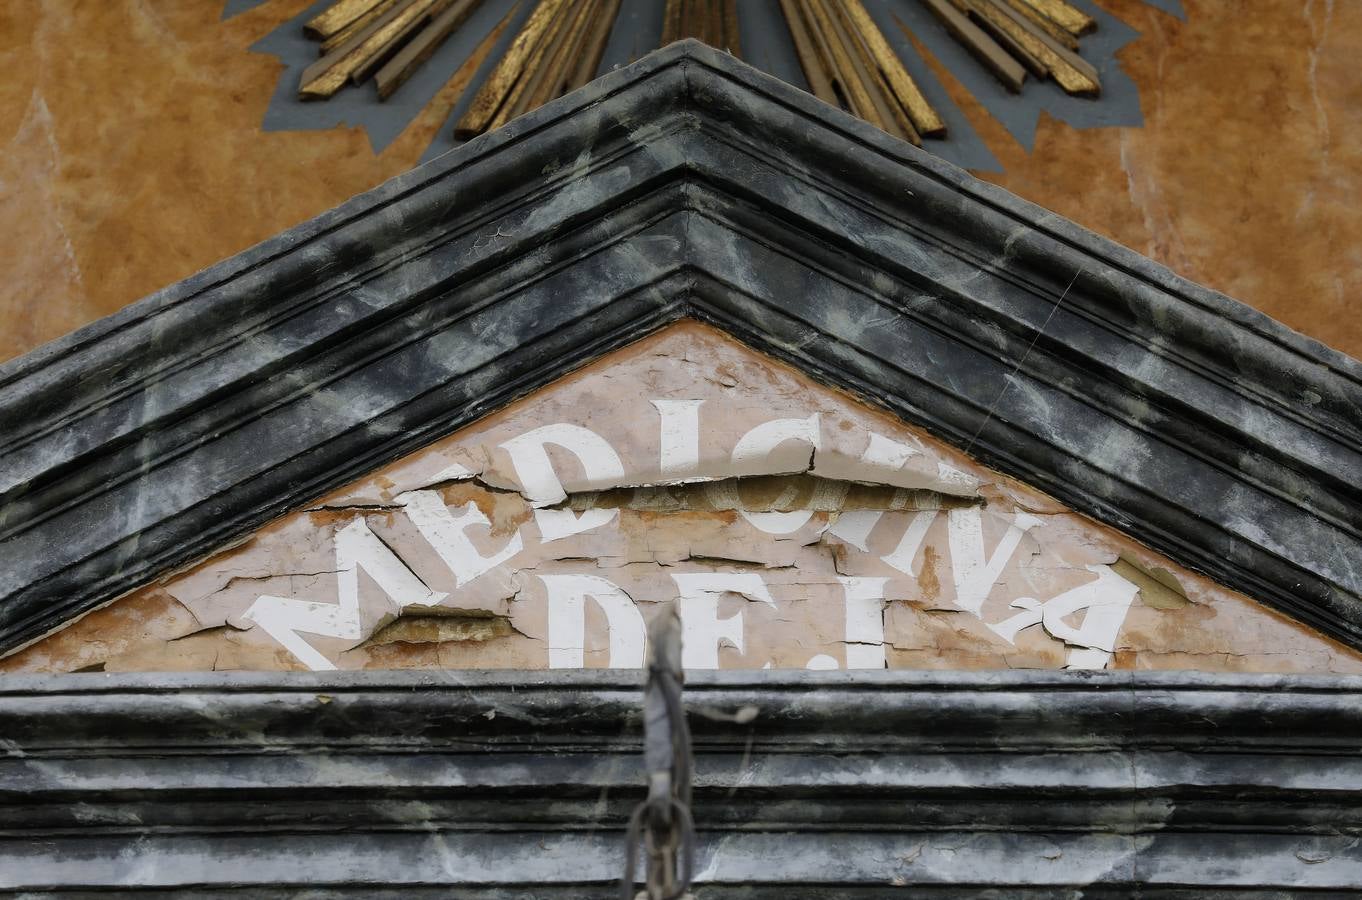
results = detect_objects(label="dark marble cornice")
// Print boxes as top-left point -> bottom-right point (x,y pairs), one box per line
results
1,41 -> 1360,656
2,669 -> 1361,894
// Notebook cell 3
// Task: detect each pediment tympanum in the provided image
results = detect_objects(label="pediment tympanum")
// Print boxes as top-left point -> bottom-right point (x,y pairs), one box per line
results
7,322 -> 1357,675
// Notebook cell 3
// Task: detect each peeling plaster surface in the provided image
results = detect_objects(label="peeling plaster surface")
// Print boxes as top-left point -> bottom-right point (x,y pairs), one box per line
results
7,322 -> 1361,675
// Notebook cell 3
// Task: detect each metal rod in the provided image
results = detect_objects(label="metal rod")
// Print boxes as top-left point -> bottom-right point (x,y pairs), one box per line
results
779,0 -> 839,106
919,0 -> 1026,93
825,0 -> 919,143
661,0 -> 684,45
320,0 -> 404,54
621,606 -> 694,900
996,0 -> 1078,49
962,0 -> 1047,78
721,0 -> 741,56
351,0 -> 462,85
803,0 -> 880,124
300,0 -> 442,99
566,0 -> 622,90
982,0 -> 1099,94
521,0 -> 598,112
375,0 -> 486,99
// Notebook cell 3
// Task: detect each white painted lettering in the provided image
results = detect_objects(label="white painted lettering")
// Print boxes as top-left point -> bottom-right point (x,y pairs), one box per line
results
826,433 -> 934,557
398,489 -> 523,587
841,576 -> 890,669
671,573 -> 776,669
244,518 -> 447,671
721,414 -> 821,534
652,399 -> 705,477
879,510 -> 938,577
500,423 -> 626,542
989,564 -> 1140,669
947,508 -> 1040,615
540,574 -> 647,669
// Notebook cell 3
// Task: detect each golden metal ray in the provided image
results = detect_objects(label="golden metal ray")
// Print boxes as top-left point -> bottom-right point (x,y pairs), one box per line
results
301,0 -> 456,100
454,0 -> 564,136
1017,0 -> 1096,36
959,0 -> 1049,78
487,0 -> 575,131
305,0 -> 385,41
661,0 -> 685,46
351,0 -> 459,85
979,0 -> 1099,94
803,0 -> 881,125
921,0 -> 1026,93
840,0 -> 944,137
566,0 -> 621,92
318,0 -> 405,55
822,0 -> 920,143
995,0 -> 1079,50
779,0 -> 838,106
375,0 -> 486,100
664,0 -> 741,54
517,0 -> 597,116
319,0 -> 402,53
721,0 -> 742,55
290,0 -> 1112,152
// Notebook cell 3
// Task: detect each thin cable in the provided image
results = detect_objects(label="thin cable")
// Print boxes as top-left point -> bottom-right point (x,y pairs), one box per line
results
962,267 -> 1082,456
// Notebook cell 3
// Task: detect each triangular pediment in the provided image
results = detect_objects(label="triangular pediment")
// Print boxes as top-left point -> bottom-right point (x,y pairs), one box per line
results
6,323 -> 1359,674
1,41 -> 1360,663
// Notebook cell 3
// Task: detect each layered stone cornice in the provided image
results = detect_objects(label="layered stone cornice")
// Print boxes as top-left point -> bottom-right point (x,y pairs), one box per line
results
0,41 -> 1359,656
3,669 -> 1361,893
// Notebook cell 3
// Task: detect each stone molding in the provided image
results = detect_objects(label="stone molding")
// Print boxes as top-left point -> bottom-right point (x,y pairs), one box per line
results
2,669 -> 1361,894
1,41 -> 1360,656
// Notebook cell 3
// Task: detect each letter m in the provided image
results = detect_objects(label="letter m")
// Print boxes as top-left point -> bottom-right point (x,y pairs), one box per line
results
243,518 -> 446,671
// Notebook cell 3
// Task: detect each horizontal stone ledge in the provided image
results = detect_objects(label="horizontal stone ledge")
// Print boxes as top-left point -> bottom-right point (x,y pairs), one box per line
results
8,794 -> 1359,839
6,749 -> 1359,794
2,670 -> 1360,751
16,891 -> 1362,900
5,831 -> 1362,892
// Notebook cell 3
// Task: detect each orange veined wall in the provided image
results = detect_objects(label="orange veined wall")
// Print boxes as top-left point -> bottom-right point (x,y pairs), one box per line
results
1,0 -> 1358,363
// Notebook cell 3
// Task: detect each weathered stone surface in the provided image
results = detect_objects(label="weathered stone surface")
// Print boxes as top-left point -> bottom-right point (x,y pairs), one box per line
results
3,43 -> 1361,662
3,669 -> 1362,895
9,324 -> 1358,675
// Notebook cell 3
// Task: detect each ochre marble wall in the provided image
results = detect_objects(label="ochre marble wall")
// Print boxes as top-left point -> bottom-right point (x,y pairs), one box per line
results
959,0 -> 1362,359
2,1 -> 1359,364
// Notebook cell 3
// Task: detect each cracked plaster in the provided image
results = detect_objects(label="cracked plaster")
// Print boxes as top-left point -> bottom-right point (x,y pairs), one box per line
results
6,322 -> 1360,675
